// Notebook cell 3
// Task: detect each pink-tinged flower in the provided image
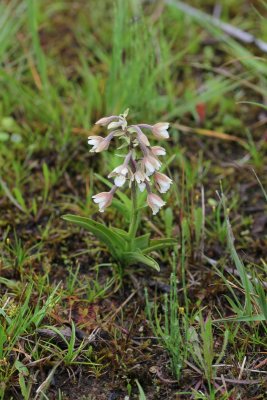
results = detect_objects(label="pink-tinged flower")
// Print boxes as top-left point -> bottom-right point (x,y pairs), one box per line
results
88,136 -> 106,152
142,155 -> 161,176
108,164 -> 129,187
154,172 -> 173,193
147,193 -> 166,215
88,132 -> 115,153
95,116 -> 119,126
108,152 -> 132,187
152,122 -> 169,139
134,169 -> 149,192
92,191 -> 114,212
151,146 -> 166,156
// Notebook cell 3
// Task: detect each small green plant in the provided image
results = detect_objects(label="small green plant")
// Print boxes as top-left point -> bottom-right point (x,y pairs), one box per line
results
0,283 -> 60,400
215,192 -> 267,326
145,269 -> 188,381
63,110 -> 176,271
188,313 -> 229,399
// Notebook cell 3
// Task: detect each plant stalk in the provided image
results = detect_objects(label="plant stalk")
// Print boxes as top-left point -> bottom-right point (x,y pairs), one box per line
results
128,181 -> 139,246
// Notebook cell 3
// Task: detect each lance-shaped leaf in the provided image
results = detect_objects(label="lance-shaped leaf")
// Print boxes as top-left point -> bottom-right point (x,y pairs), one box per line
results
122,251 -> 160,271
142,238 -> 177,254
132,233 -> 151,251
62,214 -> 127,259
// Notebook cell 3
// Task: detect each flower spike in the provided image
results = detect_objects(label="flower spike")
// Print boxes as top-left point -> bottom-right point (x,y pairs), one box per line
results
90,110 -> 172,214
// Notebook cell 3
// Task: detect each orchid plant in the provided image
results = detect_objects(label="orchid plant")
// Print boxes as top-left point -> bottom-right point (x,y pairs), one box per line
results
63,110 -> 175,271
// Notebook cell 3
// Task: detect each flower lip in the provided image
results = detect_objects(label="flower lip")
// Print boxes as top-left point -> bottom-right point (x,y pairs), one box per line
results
114,175 -> 126,187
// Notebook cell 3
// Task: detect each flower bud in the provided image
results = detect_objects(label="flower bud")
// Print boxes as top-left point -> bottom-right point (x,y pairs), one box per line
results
95,116 -> 118,126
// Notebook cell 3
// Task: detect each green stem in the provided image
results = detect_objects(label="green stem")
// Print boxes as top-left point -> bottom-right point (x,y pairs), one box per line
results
128,182 -> 139,247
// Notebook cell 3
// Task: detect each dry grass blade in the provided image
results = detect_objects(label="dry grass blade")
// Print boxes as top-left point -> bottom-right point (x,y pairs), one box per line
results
173,123 -> 247,146
34,361 -> 62,400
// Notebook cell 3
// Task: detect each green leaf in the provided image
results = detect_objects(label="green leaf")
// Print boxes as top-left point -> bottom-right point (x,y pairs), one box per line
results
135,379 -> 147,400
15,359 -> 29,375
215,314 -> 266,323
62,214 -> 127,259
132,233 -> 151,251
142,238 -> 177,254
13,187 -> 27,212
111,226 -> 129,240
123,251 -> 160,271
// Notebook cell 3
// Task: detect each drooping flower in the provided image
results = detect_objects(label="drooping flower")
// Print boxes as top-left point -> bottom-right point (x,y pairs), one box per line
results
147,193 -> 166,215
88,136 -> 106,152
108,164 -> 129,187
154,172 -> 173,193
108,152 -> 132,187
133,169 -> 149,192
92,191 -> 114,212
142,155 -> 161,176
88,132 -> 114,153
151,146 -> 166,156
152,122 -> 170,139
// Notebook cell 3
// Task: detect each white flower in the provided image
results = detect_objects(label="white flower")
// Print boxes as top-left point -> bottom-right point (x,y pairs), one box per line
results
88,136 -> 106,152
152,122 -> 169,139
142,155 -> 161,176
147,193 -> 166,215
151,146 -> 166,156
88,132 -> 115,153
133,169 -> 149,192
92,191 -> 114,212
154,172 -> 173,193
108,164 -> 129,187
